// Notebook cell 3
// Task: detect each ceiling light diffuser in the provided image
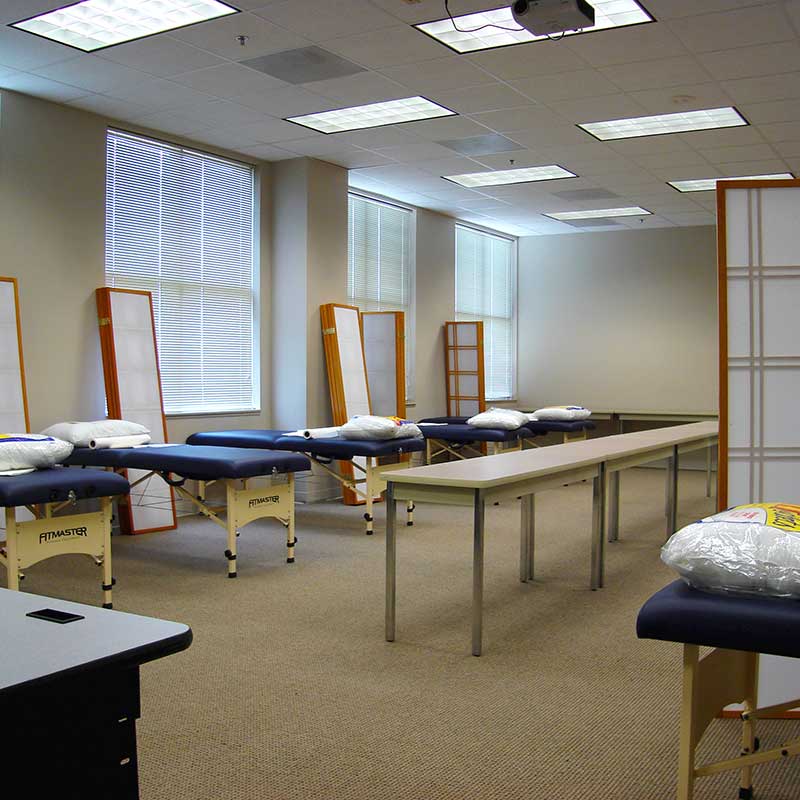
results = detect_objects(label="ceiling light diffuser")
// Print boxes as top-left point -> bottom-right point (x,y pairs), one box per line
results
286,96 -> 455,134
545,207 -> 651,220
10,0 -> 238,52
444,165 -> 577,188
668,173 -> 794,192
415,0 -> 652,54
579,107 -> 748,141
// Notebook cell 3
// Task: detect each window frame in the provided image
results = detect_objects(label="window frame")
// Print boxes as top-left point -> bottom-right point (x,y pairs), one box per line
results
104,127 -> 260,417
347,190 -> 417,403
454,222 -> 518,402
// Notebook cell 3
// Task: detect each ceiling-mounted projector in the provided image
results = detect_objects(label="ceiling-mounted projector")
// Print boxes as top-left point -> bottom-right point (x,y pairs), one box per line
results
511,0 -> 595,36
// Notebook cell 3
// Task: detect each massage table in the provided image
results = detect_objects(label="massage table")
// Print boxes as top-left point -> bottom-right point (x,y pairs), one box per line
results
64,445 -> 310,577
418,417 -> 534,463
186,430 -> 424,535
637,580 -> 800,799
0,467 -> 130,607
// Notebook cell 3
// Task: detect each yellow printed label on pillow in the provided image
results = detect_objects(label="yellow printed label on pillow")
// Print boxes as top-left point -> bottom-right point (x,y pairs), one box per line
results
710,503 -> 800,532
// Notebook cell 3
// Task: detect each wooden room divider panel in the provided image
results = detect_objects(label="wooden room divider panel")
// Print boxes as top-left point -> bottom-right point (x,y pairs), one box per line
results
444,320 -> 485,418
362,311 -> 406,418
0,277 -> 29,434
96,288 -> 176,535
718,178 -> 800,715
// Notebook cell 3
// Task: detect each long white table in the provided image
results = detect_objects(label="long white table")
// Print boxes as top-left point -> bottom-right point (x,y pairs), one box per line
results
383,421 -> 718,656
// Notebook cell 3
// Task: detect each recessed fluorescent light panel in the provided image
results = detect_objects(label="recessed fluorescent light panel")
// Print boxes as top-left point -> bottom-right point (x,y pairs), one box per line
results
545,207 -> 651,220
579,107 -> 748,141
415,0 -> 652,54
668,173 -> 794,192
286,96 -> 455,134
445,165 -> 577,188
10,0 -> 238,52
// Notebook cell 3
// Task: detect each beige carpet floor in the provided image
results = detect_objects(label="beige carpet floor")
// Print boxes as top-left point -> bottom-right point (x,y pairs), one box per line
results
8,468 -> 800,800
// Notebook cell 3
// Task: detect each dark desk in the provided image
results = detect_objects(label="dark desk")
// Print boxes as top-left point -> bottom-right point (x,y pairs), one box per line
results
0,588 -> 192,799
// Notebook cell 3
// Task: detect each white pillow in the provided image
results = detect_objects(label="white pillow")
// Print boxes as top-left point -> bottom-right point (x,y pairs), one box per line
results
534,406 -> 591,421
40,419 -> 150,448
339,416 -> 422,441
662,503 -> 800,598
0,434 -> 73,474
468,408 -> 529,430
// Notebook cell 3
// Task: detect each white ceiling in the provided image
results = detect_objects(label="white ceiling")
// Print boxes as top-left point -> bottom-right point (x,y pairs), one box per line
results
1,0 -> 798,236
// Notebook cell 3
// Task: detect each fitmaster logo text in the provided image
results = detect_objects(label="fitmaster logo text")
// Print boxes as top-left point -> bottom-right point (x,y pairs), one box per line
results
39,527 -> 88,544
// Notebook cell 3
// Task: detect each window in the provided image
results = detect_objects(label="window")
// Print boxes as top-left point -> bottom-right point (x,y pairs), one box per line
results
348,193 -> 415,399
105,129 -> 258,415
455,225 -> 516,401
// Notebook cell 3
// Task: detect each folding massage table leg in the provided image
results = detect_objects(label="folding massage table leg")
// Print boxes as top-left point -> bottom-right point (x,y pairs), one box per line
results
361,458 -> 415,535
3,497 -> 115,608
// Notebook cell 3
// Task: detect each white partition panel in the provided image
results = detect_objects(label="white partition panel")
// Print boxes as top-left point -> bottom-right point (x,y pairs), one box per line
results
97,288 -> 176,534
0,277 -> 29,433
719,178 -> 800,715
362,311 -> 405,418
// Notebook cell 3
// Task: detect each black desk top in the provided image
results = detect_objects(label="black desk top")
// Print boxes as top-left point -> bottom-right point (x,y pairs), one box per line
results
0,588 -> 192,696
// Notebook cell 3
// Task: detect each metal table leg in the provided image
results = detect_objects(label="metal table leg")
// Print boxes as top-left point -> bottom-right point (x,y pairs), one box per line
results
520,494 -> 535,583
591,463 -> 607,591
667,445 -> 679,540
472,489 -> 485,656
607,470 -> 620,543
385,483 -> 397,643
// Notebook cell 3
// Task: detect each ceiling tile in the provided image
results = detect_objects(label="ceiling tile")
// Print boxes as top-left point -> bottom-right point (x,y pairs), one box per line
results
278,135 -> 361,156
379,57 -> 492,94
322,150 -> 398,168
237,143 -> 297,160
104,77 -> 215,111
511,69 -> 619,104
740,99 -> 800,125
563,24 -> 689,67
632,150 -> 711,169
698,41 -> 800,81
627,83 -> 736,115
667,5 -> 793,53
511,126 -> 595,148
231,85 -> 339,116
546,94 -> 649,124
469,106 -> 565,134
599,55 -> 713,92
466,40 -> 590,81
375,141 -> 458,162
678,126 -> 766,148
644,0 -> 776,19
723,72 -> 800,105
662,211 -> 716,226
607,136 -> 695,156
699,143 -> 778,164
400,115 -> 492,141
756,121 -> 800,143
302,72 -> 409,105
321,24 -> 450,69
252,0 -> 399,40
170,63 -> 287,95
131,109 -> 214,137
0,25 -> 73,70
31,55 -> 150,94
365,0 -> 496,25
241,46 -> 364,84
99,37 -> 224,77
222,115 -> 305,143
171,11 -> 310,59
66,93 -> 152,119
0,71 -> 86,102
335,126 -> 424,148
773,140 -> 800,158
430,83 -> 530,114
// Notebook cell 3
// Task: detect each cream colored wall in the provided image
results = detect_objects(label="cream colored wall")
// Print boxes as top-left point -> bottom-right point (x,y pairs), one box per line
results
0,90 -> 272,440
517,226 -> 719,414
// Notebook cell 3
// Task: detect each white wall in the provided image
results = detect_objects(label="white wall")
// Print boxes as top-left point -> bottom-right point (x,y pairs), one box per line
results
517,226 -> 719,413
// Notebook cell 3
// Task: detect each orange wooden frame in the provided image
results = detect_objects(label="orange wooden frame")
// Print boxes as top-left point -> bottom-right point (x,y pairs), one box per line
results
444,320 -> 486,418
362,310 -> 407,417
716,178 -> 800,511
96,287 -> 176,534
0,276 -> 30,432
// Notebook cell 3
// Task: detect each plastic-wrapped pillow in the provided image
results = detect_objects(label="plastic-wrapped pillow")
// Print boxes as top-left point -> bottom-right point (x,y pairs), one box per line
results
339,416 -> 422,441
0,434 -> 74,475
534,406 -> 591,421
467,408 -> 529,430
40,419 -> 149,448
661,503 -> 800,598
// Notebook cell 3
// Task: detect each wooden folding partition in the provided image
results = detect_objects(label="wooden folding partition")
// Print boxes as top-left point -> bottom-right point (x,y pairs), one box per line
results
444,321 -> 485,418
717,177 -> 800,715
362,311 -> 406,418
0,277 -> 29,433
321,303 -> 372,504
96,288 -> 176,534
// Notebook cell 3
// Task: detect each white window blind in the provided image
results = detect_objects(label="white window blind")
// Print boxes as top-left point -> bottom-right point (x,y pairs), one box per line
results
455,225 -> 516,401
105,129 -> 258,415
348,193 -> 415,399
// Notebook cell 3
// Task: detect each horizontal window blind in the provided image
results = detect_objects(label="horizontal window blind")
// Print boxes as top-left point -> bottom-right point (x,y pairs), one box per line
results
105,129 -> 258,415
455,225 -> 516,401
348,193 -> 415,399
